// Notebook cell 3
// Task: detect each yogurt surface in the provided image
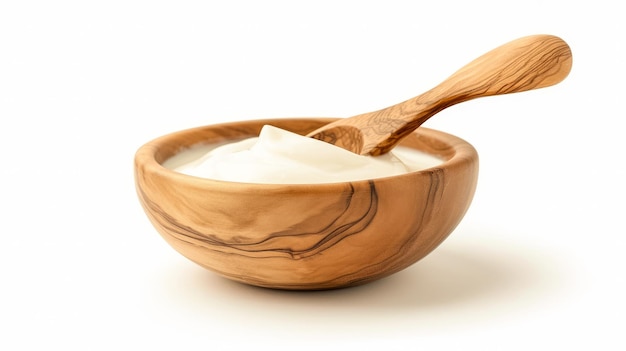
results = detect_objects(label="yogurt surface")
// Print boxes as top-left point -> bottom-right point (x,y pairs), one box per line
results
163,125 -> 442,184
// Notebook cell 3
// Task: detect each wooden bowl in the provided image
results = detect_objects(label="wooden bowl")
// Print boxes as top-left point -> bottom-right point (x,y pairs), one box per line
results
134,118 -> 479,290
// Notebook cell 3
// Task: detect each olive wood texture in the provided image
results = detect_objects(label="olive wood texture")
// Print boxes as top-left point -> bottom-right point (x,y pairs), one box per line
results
135,118 -> 478,290
308,34 -> 572,155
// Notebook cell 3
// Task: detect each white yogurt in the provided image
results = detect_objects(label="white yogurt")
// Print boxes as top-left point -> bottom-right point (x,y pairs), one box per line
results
163,125 -> 442,184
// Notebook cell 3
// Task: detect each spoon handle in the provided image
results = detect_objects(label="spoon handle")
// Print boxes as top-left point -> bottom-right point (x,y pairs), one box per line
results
310,34 -> 572,155
373,34 -> 572,153
423,34 -> 572,102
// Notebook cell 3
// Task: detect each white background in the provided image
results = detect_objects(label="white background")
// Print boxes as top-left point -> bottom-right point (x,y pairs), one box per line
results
1,1 -> 624,350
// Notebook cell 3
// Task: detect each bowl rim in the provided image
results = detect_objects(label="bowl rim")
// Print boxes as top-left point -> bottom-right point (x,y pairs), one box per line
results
134,117 -> 478,192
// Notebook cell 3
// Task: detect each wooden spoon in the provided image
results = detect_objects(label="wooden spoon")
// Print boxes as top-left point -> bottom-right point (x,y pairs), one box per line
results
307,34 -> 572,155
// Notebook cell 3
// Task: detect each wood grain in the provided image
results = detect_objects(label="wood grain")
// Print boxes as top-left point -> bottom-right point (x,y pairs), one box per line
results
134,118 -> 479,290
308,34 -> 572,155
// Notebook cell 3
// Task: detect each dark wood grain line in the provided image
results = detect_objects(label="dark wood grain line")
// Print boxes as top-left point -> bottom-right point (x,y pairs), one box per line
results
139,181 -> 379,260
305,169 -> 445,288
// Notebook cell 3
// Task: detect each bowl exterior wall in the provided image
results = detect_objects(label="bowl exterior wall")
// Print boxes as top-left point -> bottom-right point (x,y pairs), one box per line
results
135,119 -> 478,290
